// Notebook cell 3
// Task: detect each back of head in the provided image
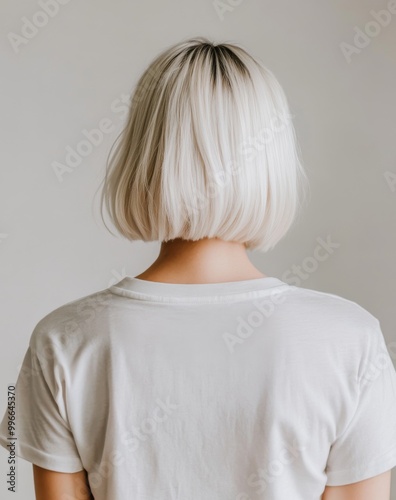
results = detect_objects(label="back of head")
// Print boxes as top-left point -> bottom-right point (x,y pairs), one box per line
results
100,36 -> 307,252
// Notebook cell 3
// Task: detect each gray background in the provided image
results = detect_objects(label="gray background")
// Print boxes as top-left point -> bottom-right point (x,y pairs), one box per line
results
1,0 -> 396,497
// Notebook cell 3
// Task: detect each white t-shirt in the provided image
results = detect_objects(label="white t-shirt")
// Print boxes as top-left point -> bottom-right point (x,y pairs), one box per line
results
1,276 -> 396,499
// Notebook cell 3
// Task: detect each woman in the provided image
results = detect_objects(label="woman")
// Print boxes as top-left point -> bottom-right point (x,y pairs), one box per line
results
1,37 -> 395,500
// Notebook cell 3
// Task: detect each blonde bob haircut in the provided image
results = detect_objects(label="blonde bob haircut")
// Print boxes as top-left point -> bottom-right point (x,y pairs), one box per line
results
100,37 -> 307,252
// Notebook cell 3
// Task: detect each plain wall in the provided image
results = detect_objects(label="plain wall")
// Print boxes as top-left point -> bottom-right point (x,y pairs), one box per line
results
1,0 -> 395,497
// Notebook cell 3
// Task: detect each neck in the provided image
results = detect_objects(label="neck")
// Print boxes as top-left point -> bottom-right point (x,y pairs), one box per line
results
134,237 -> 267,284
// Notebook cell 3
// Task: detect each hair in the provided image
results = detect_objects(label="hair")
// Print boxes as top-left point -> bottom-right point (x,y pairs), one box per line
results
99,36 -> 308,252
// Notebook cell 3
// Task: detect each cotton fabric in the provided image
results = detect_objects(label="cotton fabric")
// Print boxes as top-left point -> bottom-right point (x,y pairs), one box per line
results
1,276 -> 396,499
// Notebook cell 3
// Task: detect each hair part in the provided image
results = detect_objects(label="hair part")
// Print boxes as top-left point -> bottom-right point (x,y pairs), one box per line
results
99,36 -> 308,252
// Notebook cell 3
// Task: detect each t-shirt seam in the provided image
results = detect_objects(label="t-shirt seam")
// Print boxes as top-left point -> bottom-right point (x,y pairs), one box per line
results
294,287 -> 380,326
0,431 -> 82,464
37,289 -> 113,320
326,442 -> 396,476
28,336 -> 77,439
107,283 -> 292,304
326,324 -> 389,471
2,437 -> 84,472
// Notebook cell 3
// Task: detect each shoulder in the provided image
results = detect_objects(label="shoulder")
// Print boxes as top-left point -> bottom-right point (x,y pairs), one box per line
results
279,285 -> 390,389
277,284 -> 383,359
29,288 -> 116,353
283,283 -> 380,329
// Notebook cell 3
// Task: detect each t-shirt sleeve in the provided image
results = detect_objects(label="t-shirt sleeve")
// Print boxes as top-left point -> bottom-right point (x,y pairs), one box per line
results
0,330 -> 84,473
325,322 -> 396,486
